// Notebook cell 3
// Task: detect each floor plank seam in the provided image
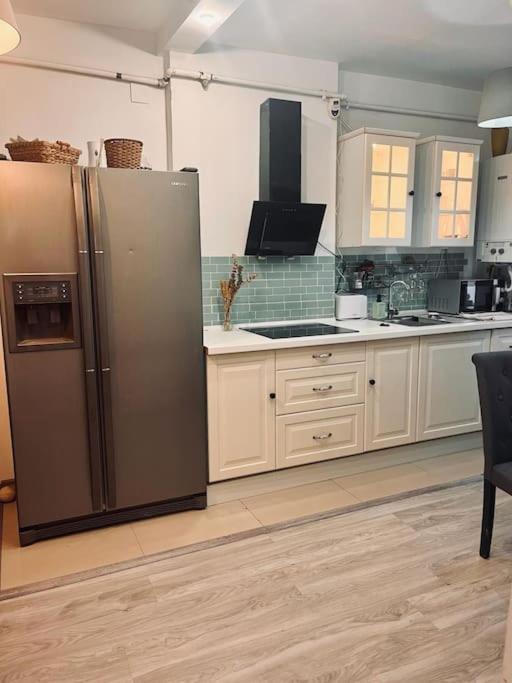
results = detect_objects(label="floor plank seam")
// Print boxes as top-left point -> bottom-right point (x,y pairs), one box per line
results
0,474 -> 483,603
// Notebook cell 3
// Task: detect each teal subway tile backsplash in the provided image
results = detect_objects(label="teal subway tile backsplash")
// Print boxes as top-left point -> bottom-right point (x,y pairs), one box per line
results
201,252 -> 468,326
339,252 -> 467,311
201,256 -> 335,326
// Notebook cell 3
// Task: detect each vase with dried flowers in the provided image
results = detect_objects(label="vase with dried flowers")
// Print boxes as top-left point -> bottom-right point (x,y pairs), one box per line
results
219,255 -> 257,331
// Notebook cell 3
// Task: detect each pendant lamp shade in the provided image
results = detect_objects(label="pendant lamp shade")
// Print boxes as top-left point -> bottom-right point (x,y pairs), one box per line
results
0,0 -> 20,55
478,67 -> 512,128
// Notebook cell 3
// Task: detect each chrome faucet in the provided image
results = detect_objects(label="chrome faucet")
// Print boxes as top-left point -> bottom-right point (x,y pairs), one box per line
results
388,280 -> 410,319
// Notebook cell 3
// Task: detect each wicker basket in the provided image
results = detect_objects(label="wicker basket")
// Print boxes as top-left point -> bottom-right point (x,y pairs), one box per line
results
6,140 -> 81,165
104,138 -> 143,169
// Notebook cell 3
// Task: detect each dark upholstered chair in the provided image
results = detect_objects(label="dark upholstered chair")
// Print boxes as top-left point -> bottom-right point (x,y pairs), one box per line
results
472,351 -> 512,559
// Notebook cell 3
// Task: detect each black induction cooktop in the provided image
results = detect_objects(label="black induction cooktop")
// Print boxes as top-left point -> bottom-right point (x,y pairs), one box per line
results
240,323 -> 358,340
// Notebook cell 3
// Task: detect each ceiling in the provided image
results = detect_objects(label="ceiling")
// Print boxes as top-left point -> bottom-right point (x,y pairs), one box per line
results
12,0 -> 512,89
12,0 -> 197,33
205,0 -> 512,89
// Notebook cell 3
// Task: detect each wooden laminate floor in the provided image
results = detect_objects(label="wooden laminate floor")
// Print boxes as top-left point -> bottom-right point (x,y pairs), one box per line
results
0,481 -> 511,682
0,444 -> 484,591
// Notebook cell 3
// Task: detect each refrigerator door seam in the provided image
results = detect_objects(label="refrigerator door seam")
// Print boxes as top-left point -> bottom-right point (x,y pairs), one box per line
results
86,168 -> 118,510
71,166 -> 105,512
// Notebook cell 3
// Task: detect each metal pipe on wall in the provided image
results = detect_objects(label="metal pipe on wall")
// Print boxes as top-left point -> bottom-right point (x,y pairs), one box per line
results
163,54 -> 174,171
166,67 -> 345,101
0,55 -> 168,88
166,67 -> 478,124
346,100 -> 478,124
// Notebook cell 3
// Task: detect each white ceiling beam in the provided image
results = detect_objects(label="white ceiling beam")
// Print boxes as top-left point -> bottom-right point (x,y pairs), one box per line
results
158,0 -> 246,54
156,0 -> 200,55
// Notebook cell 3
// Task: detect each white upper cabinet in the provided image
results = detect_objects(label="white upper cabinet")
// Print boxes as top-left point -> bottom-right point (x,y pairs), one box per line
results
412,136 -> 483,248
337,128 -> 419,247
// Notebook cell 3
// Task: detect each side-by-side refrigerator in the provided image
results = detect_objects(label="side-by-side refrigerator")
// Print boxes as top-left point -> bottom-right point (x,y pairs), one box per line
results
0,162 -> 207,545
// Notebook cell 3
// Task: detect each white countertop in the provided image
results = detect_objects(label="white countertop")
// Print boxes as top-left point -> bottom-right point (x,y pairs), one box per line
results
204,313 -> 512,355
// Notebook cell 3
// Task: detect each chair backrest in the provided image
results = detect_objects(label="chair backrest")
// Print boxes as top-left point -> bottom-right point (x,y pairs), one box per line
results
473,351 -> 512,477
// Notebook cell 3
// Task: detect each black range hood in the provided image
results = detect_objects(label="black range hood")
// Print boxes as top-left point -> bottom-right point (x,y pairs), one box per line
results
245,98 -> 326,257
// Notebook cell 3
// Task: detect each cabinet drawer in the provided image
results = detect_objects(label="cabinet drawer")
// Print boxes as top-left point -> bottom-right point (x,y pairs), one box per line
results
276,342 -> 365,371
277,405 -> 364,469
276,363 -> 365,415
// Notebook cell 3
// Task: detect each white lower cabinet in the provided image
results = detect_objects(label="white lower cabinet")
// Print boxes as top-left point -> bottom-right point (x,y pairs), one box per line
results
276,405 -> 364,469
207,352 -> 276,482
365,338 -> 419,451
206,329 -> 495,482
490,328 -> 512,352
417,331 -> 490,441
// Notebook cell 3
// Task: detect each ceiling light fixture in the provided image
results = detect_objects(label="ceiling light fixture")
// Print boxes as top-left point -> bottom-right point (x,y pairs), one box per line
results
0,0 -> 20,55
198,12 -> 217,25
478,67 -> 512,128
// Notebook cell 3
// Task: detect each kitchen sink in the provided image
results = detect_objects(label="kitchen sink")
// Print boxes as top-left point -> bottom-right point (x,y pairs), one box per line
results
388,315 -> 453,327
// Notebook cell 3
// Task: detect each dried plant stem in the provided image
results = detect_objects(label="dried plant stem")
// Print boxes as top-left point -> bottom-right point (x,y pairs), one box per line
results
219,256 -> 257,331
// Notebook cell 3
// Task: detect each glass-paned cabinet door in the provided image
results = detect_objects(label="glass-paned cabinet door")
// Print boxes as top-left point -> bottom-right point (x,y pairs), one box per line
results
365,134 -> 416,245
432,143 -> 480,246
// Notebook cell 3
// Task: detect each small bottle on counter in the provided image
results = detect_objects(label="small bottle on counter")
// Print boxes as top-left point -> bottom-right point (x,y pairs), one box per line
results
371,294 -> 387,320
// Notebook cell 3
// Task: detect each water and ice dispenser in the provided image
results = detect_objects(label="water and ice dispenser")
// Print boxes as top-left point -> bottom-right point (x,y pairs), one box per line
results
3,274 -> 81,352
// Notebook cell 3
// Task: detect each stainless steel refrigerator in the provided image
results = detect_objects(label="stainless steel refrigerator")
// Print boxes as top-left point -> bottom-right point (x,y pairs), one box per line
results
0,162 -> 207,545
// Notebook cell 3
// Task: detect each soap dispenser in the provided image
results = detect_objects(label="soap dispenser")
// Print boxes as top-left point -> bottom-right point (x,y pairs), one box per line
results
371,294 -> 387,320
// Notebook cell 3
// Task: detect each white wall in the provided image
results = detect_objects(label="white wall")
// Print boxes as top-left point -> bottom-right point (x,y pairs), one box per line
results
169,50 -> 339,256
0,14 -> 167,171
339,70 -> 490,157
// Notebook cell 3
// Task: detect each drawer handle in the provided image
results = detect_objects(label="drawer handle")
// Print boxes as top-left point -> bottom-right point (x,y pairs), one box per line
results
312,352 -> 332,360
312,385 -> 333,392
313,433 -> 332,441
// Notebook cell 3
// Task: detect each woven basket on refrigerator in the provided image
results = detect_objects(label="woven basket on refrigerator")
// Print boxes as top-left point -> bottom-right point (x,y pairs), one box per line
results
104,138 -> 143,169
6,140 -> 81,165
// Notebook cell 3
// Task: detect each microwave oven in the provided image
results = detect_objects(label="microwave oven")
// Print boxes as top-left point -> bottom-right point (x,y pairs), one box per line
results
427,278 -> 500,315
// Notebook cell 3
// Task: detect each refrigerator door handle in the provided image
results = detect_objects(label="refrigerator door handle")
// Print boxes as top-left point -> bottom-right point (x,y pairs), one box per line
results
86,168 -> 117,509
71,167 -> 104,512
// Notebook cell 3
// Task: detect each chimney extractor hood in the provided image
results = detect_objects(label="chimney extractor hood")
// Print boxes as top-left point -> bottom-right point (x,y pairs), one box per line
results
245,98 -> 326,257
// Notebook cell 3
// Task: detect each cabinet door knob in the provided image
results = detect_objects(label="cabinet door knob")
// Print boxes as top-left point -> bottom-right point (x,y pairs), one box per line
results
269,392 -> 276,399
499,249 -> 505,254
408,190 -> 415,196
436,191 -> 442,197
369,379 -> 376,386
